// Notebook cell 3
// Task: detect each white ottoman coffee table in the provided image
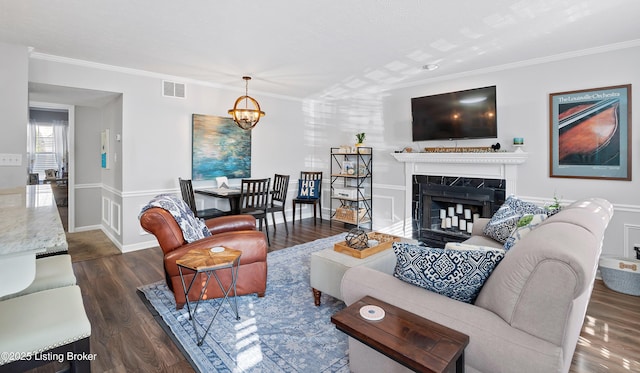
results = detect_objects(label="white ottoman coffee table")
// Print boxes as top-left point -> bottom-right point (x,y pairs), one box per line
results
310,247 -> 397,306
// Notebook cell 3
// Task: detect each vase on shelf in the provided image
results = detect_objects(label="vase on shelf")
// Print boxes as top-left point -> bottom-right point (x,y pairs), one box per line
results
355,133 -> 366,148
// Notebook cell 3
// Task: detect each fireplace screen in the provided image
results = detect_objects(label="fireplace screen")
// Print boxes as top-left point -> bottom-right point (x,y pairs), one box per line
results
412,175 -> 505,247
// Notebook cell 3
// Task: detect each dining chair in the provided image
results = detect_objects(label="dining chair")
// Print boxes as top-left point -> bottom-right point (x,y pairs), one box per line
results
292,171 -> 322,225
266,174 -> 290,233
240,178 -> 271,245
28,173 -> 39,185
178,178 -> 227,219
44,169 -> 57,184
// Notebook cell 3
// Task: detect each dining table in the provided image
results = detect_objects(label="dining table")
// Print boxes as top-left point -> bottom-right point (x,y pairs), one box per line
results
194,187 -> 243,215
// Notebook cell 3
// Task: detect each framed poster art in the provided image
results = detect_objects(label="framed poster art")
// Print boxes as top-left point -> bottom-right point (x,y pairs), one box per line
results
192,114 -> 251,180
549,84 -> 631,180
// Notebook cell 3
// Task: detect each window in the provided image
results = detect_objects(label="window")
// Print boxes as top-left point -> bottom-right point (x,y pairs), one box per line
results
30,124 -> 58,180
27,117 -> 68,182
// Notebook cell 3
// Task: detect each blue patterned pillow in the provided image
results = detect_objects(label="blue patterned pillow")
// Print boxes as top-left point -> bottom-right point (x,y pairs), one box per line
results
393,242 -> 505,303
503,213 -> 547,250
483,196 -> 548,243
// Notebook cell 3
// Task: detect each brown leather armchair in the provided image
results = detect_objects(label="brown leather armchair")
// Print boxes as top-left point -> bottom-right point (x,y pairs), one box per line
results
140,207 -> 267,309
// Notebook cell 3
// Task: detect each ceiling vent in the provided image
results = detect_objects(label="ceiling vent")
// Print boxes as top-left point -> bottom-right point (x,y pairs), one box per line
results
162,80 -> 186,99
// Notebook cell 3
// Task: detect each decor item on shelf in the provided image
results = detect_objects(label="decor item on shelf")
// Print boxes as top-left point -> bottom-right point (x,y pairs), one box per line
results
228,76 -> 265,130
355,132 -> 366,146
335,206 -> 367,224
337,145 -> 352,153
345,228 -> 369,250
513,137 -> 525,153
342,161 -> 355,175
423,146 -> 496,153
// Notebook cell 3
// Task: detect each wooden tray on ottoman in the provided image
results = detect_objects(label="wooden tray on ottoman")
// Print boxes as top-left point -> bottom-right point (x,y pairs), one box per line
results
334,232 -> 401,259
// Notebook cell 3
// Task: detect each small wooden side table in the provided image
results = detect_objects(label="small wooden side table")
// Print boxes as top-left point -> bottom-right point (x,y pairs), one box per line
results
331,296 -> 469,373
176,247 -> 242,346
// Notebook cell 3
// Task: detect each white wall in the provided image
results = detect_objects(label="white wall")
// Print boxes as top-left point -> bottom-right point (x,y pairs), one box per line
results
7,43 -> 638,258
99,96 -> 124,242
312,45 -> 640,258
27,56 -> 309,251
74,105 -> 108,231
0,42 -> 28,188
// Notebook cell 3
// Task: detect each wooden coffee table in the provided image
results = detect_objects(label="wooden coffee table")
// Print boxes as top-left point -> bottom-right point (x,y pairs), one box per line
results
331,296 -> 469,373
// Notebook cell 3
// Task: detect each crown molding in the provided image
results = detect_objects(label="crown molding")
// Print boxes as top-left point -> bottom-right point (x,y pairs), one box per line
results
29,52 -> 303,102
386,39 -> 640,91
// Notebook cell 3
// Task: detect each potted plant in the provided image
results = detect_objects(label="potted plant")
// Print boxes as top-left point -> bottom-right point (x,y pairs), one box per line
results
546,194 -> 562,216
355,132 -> 366,147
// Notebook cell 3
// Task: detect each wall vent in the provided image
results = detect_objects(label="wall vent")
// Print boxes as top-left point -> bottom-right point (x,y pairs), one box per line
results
162,80 -> 186,98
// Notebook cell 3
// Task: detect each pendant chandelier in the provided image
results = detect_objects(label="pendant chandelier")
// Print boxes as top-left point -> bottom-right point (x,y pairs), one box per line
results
228,76 -> 265,130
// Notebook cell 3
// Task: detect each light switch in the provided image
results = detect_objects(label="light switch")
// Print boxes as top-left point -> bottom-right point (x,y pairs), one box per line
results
0,153 -> 22,166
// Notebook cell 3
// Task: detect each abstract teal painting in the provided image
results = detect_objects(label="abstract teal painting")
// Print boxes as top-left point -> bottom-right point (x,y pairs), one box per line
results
192,114 -> 251,180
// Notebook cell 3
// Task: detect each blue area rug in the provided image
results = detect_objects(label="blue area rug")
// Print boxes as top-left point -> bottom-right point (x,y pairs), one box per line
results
139,234 -> 349,372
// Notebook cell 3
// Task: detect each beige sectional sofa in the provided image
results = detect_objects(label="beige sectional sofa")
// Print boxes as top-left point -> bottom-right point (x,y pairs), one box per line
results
341,198 -> 613,373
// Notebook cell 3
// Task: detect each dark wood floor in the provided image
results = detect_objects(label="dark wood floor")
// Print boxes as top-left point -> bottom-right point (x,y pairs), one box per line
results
29,218 -> 639,373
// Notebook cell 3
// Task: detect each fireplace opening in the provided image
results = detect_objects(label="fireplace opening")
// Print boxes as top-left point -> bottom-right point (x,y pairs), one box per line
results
412,175 -> 505,247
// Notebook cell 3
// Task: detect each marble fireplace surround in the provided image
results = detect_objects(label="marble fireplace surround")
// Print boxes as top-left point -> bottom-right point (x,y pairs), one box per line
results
391,151 -> 528,235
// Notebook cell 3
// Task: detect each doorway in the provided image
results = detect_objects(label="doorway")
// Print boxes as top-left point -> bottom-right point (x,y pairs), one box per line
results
28,103 -> 74,232
29,82 -> 122,235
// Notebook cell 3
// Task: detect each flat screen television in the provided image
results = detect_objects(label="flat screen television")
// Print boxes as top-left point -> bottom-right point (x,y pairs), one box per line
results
411,85 -> 497,141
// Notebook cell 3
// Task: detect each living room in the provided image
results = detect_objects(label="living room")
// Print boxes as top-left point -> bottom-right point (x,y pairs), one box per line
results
4,41 -> 640,259
0,1 -> 639,372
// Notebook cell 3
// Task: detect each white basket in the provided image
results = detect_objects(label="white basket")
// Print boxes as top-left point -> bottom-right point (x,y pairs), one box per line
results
599,256 -> 640,296
333,187 -> 362,199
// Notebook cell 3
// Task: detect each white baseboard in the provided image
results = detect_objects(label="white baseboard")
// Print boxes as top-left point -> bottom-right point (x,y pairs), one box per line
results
73,224 -> 103,232
121,240 -> 158,253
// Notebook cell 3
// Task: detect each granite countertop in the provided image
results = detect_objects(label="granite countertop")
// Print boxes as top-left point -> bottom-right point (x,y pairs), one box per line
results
0,185 -> 68,256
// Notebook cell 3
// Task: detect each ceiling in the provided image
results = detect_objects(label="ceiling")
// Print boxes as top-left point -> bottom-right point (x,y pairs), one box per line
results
1,0 -> 639,100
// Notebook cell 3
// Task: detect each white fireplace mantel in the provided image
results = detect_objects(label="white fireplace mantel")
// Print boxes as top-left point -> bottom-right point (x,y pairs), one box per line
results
391,151 -> 528,166
392,151 -> 528,235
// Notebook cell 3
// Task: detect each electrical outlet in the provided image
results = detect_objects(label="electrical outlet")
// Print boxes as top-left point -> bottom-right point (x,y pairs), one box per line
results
0,153 -> 22,166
